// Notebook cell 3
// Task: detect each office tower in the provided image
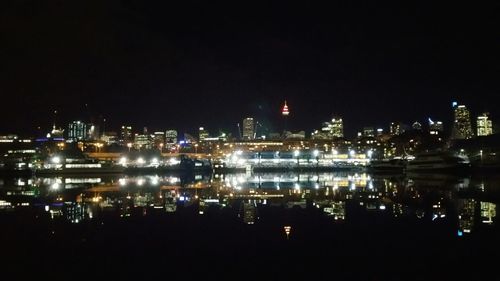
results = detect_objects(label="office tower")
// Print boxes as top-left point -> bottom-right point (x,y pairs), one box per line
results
477,113 -> 493,136
452,103 -> 473,139
67,121 -> 87,141
242,118 -> 255,140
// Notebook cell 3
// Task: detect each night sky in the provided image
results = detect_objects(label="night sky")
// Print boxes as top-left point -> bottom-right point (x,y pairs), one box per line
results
1,1 -> 498,137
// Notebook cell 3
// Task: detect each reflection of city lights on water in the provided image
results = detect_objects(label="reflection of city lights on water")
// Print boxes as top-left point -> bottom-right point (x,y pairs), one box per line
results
119,178 -> 127,186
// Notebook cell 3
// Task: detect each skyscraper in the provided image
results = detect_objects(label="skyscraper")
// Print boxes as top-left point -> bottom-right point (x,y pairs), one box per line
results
67,121 -> 87,141
120,125 -> 132,143
320,117 -> 344,138
428,118 -> 444,135
199,127 -> 209,142
452,104 -> 473,139
165,130 -> 178,149
477,113 -> 493,136
389,122 -> 404,136
242,118 -> 255,140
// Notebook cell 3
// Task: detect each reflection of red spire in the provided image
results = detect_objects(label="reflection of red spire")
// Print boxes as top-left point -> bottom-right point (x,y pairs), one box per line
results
282,101 -> 289,116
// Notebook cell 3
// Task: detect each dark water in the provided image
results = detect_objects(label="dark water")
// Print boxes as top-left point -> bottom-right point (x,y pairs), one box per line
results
1,172 -> 499,280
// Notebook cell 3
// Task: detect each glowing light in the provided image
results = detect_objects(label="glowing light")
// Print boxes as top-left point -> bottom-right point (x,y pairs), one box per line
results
118,178 -> 127,186
137,157 -> 145,165
51,156 -> 61,164
51,183 -> 60,190
294,150 -> 300,157
137,178 -> 145,186
282,101 -> 289,116
367,150 -> 373,158
151,176 -> 159,185
284,226 -> 292,239
151,158 -> 159,165
313,150 -> 319,157
119,157 -> 127,165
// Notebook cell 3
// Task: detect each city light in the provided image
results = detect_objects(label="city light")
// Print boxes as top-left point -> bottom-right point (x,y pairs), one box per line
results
293,150 -> 300,157
51,156 -> 61,164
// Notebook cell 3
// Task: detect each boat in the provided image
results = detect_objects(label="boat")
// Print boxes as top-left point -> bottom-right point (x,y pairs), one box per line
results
406,151 -> 470,172
367,158 -> 406,173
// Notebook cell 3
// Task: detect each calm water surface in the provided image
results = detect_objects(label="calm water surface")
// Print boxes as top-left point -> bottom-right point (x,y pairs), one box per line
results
1,172 -> 499,280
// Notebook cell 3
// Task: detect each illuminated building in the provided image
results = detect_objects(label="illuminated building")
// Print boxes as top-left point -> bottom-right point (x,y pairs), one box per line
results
452,103 -> 474,139
480,202 -> 496,224
67,121 -> 87,141
362,127 -> 375,137
389,122 -> 404,136
242,118 -> 255,140
134,134 -> 152,149
320,117 -> 344,138
120,125 -> 133,143
165,130 -> 178,149
199,127 -> 209,142
428,118 -> 444,135
153,132 -> 165,149
477,113 -> 493,136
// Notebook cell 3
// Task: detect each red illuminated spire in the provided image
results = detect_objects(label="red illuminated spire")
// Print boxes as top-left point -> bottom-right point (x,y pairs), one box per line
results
282,101 -> 289,116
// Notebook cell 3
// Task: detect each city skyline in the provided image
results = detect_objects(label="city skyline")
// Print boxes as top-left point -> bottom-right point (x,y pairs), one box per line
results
0,100 -> 496,140
1,2 -> 498,137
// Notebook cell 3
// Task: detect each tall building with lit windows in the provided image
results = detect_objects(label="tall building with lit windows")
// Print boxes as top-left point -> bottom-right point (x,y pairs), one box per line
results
389,122 -> 404,136
165,130 -> 178,149
67,121 -> 87,141
428,119 -> 444,135
452,103 -> 474,139
477,113 -> 493,136
321,117 -> 344,138
199,127 -> 209,142
120,125 -> 132,143
242,118 -> 255,140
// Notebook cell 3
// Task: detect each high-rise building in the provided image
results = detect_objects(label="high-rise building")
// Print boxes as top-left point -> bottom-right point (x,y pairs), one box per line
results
389,122 -> 404,136
153,132 -> 165,149
242,118 -> 255,140
165,130 -> 178,149
477,113 -> 493,136
120,126 -> 132,143
67,121 -> 87,141
362,127 -> 375,137
320,117 -> 344,138
134,134 -> 151,149
428,118 -> 444,135
199,127 -> 209,142
452,104 -> 474,139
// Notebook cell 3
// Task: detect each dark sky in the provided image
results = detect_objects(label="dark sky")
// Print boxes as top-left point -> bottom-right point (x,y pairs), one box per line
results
1,0 -> 499,137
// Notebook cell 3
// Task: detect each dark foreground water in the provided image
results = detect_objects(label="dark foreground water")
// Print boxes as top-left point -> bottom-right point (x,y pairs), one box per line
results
1,172 -> 499,280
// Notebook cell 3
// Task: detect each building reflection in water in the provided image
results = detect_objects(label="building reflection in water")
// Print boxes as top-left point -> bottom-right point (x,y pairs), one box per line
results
0,172 -> 498,236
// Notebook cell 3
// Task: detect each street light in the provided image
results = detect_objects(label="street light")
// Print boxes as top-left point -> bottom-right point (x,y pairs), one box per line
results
127,143 -> 132,152
194,143 -> 199,154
